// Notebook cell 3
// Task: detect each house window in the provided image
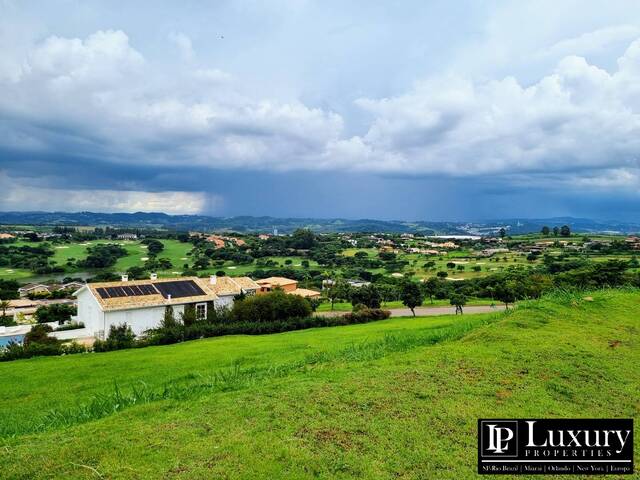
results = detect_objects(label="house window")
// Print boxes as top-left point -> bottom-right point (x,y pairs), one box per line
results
195,303 -> 207,321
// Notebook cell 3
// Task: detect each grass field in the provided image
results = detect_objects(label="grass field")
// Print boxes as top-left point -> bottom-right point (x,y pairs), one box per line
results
0,289 -> 638,478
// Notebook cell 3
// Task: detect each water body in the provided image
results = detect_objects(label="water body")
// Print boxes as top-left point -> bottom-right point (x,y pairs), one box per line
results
0,335 -> 24,347
429,235 -> 481,240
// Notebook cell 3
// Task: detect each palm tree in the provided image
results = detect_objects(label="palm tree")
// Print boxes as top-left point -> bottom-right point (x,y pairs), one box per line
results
0,299 -> 11,319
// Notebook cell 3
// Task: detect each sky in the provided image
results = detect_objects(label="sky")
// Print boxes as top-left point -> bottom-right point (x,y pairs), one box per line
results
1,0 -> 640,221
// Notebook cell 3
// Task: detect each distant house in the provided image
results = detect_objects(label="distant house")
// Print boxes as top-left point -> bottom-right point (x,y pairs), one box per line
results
256,277 -> 321,298
477,248 -> 510,257
205,234 -> 246,248
18,281 -> 85,298
4,299 -> 40,320
206,235 -> 226,249
0,233 -> 15,240
625,237 -> 640,250
74,275 -> 260,338
18,283 -> 52,298
61,281 -> 85,291
116,233 -> 138,240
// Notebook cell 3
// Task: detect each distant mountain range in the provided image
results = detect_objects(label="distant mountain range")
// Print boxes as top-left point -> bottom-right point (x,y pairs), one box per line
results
0,211 -> 638,235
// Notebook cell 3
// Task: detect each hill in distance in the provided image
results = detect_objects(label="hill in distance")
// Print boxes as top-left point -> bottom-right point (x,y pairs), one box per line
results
0,211 -> 639,234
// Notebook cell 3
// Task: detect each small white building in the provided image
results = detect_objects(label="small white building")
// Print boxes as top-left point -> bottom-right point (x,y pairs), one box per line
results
73,275 -> 259,339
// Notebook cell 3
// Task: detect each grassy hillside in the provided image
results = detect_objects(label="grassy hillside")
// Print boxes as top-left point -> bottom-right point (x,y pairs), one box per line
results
0,290 -> 638,479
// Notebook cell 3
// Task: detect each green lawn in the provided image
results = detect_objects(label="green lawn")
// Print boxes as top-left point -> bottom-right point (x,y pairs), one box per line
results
1,289 -> 638,478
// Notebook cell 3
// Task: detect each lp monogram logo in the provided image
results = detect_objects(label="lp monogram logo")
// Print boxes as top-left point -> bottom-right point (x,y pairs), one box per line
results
480,420 -> 518,457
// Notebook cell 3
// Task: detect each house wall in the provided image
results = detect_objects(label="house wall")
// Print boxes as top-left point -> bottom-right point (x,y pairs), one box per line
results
214,295 -> 235,309
75,288 -> 104,337
280,283 -> 297,293
103,304 -> 186,337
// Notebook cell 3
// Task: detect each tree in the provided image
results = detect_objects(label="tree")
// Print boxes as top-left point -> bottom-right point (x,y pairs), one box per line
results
126,265 -> 148,280
446,262 -> 456,269
143,239 -> 165,256
399,281 -> 423,316
308,297 -> 322,312
0,299 -> 10,319
422,277 -> 439,303
499,227 -> 506,238
350,284 -> 381,309
326,280 -> 351,310
541,226 -> 550,236
0,280 -> 20,300
437,271 -> 448,278
560,225 -> 571,237
34,304 -> 76,324
161,305 -> 178,329
495,281 -> 517,308
423,260 -> 436,270
24,323 -> 59,347
289,229 -> 316,249
378,284 -> 399,305
232,290 -> 311,323
553,226 -> 560,236
450,294 -> 467,314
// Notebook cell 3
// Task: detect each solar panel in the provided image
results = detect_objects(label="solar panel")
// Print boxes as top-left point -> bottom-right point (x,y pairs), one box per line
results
96,283 -> 159,299
153,280 -> 205,299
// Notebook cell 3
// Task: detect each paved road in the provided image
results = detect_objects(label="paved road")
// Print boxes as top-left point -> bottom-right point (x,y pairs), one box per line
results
316,304 -> 506,318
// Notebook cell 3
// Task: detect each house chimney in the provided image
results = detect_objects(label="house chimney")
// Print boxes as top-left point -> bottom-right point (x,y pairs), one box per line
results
210,275 -> 217,285
121,275 -> 129,282
150,273 -> 158,280
167,294 -> 172,300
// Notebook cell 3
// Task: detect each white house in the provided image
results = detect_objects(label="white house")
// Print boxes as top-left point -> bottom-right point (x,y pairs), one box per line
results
73,275 -> 259,339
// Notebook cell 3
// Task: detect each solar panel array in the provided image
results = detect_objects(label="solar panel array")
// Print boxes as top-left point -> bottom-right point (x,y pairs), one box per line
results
153,280 -> 206,299
96,284 -> 158,299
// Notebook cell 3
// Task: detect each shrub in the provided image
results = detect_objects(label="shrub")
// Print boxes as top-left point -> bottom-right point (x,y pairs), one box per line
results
231,290 -> 312,323
93,324 -> 136,352
34,303 -> 77,324
55,322 -> 85,331
0,315 -> 16,327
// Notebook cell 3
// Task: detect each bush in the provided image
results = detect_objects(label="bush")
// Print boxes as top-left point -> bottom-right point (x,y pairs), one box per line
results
147,308 -> 392,345
55,321 -> 85,331
0,324 -> 82,361
0,315 -> 16,327
34,303 -> 77,324
342,308 -> 391,324
93,324 -> 136,352
231,290 -> 312,323
0,341 -> 62,361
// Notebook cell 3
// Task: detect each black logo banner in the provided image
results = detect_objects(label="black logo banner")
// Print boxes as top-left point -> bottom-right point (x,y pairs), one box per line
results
478,419 -> 633,475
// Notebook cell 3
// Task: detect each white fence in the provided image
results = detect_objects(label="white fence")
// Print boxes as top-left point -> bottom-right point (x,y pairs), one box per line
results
0,322 -> 90,342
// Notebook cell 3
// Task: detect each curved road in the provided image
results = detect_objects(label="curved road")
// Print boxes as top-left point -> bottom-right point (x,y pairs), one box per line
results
316,304 -> 506,318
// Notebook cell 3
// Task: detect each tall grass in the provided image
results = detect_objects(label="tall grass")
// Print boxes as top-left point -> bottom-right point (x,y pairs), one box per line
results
0,312 -> 502,438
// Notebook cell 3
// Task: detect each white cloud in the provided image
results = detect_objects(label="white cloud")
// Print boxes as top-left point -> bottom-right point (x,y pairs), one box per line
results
2,28 -> 640,192
168,32 -> 195,61
341,39 -> 640,181
539,25 -> 640,59
0,30 -> 344,171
